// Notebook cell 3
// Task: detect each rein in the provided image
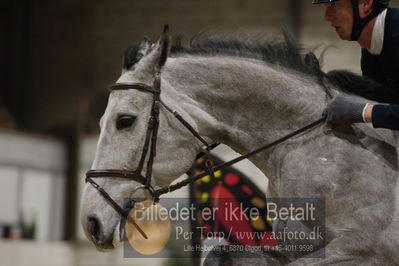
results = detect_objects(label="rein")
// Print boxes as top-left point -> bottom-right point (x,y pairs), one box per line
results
85,73 -> 327,239
152,116 -> 326,198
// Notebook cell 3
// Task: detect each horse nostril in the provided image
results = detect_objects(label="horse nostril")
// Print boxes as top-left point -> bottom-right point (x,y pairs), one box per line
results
86,216 -> 114,250
87,216 -> 101,242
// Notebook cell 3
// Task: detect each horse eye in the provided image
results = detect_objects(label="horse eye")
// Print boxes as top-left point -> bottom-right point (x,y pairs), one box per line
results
116,115 -> 136,130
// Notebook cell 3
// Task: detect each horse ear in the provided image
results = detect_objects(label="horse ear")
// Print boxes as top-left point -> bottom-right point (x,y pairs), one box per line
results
134,25 -> 171,77
122,36 -> 153,71
156,24 -> 171,71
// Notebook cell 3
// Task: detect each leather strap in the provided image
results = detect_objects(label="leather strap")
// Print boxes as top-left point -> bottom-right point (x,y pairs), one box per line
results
85,176 -> 148,239
86,170 -> 147,185
110,83 -> 160,94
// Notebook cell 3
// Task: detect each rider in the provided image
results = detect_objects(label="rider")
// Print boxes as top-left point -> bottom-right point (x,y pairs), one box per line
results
313,0 -> 399,130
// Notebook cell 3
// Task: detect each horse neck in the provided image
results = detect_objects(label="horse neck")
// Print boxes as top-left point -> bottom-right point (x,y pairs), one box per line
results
163,56 -> 328,174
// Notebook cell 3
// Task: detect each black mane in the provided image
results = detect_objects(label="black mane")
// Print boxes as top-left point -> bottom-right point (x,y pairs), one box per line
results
124,32 -> 399,103
326,70 -> 399,103
171,31 -> 323,78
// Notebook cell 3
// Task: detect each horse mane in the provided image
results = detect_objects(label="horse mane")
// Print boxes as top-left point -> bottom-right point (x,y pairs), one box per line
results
171,31 -> 323,78
326,70 -> 399,103
124,31 -> 399,103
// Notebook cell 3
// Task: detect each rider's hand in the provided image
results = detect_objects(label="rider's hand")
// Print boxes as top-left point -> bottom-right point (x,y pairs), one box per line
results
325,96 -> 368,126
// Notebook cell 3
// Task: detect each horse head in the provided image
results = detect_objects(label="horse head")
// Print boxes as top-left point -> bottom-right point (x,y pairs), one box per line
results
80,26 -> 211,250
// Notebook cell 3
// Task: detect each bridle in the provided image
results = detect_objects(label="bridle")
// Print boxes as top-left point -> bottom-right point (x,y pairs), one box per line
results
85,70 -> 327,239
86,71 -> 216,196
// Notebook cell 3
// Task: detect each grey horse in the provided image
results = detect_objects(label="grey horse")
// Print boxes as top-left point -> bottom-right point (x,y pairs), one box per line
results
80,27 -> 399,265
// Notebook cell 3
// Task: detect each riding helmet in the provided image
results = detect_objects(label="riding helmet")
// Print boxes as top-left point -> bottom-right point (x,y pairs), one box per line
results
312,0 -> 390,41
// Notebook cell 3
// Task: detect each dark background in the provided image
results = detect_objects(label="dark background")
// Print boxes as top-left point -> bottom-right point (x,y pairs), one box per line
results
0,0 -> 308,133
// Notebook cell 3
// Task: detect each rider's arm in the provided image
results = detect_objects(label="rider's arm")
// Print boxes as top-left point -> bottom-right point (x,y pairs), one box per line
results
363,104 -> 373,123
326,97 -> 399,131
371,104 -> 399,130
